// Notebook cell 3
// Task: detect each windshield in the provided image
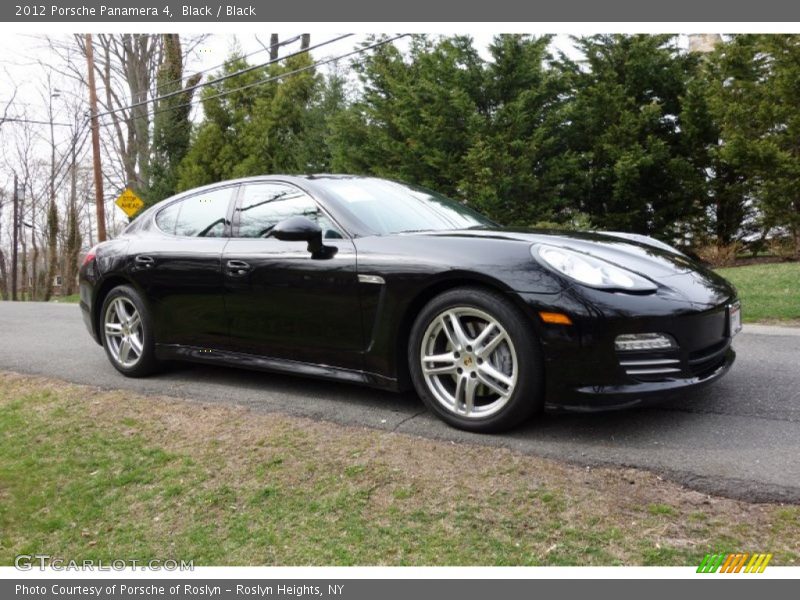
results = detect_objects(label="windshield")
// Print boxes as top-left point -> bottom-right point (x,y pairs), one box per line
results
320,178 -> 495,235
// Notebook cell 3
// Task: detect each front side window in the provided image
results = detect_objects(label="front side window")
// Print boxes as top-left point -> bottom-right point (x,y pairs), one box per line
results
155,187 -> 234,237
235,183 -> 343,239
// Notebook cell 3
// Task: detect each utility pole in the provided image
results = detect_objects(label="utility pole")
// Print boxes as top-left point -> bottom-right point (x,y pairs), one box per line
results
11,174 -> 18,301
85,33 -> 107,242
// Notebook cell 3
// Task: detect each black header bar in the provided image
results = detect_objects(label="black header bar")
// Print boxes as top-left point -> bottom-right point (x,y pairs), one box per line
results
4,0 -> 800,22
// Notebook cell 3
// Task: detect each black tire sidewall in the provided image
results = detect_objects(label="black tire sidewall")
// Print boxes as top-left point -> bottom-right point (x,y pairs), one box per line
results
100,284 -> 158,377
408,287 -> 544,433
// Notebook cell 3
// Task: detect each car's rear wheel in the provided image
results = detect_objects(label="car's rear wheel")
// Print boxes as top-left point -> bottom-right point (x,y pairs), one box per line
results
408,287 -> 544,432
101,285 -> 159,377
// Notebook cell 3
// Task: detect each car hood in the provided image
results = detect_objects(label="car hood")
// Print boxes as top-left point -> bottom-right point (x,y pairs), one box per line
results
415,228 -> 691,274
410,228 -> 735,307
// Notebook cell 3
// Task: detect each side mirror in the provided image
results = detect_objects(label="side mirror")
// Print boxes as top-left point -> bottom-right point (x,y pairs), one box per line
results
269,216 -> 337,259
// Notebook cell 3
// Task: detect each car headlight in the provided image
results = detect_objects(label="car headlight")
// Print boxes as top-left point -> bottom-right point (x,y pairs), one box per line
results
533,245 -> 657,292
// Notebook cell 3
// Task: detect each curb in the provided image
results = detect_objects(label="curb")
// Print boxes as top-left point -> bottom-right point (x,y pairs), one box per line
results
743,324 -> 800,337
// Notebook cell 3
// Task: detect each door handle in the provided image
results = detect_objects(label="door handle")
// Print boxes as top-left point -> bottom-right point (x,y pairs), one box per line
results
134,255 -> 155,268
226,259 -> 251,276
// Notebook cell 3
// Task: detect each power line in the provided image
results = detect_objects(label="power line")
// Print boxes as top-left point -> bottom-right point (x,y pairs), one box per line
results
38,120 -> 90,201
152,34 -> 304,95
102,34 -> 407,126
44,34 -> 404,212
2,117 -> 73,127
97,33 -> 354,120
51,127 -> 92,193
200,35 -> 405,102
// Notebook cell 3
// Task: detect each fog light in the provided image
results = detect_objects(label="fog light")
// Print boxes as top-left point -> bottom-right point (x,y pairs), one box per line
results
614,333 -> 677,351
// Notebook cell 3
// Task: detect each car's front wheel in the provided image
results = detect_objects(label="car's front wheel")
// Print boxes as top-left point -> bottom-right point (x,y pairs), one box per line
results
100,285 -> 159,377
408,287 -> 544,432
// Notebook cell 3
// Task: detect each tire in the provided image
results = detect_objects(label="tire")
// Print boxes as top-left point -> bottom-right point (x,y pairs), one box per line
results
408,287 -> 544,432
100,284 -> 160,377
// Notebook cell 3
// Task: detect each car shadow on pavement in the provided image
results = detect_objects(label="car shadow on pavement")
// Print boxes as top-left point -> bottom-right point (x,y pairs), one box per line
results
154,360 -> 717,445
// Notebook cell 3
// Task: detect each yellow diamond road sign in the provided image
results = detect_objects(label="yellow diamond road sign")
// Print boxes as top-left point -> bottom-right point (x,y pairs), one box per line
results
115,188 -> 144,218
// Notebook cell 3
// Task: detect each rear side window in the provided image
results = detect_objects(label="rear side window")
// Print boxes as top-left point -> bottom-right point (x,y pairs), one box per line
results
155,203 -> 180,234
155,187 -> 234,237
235,183 -> 343,239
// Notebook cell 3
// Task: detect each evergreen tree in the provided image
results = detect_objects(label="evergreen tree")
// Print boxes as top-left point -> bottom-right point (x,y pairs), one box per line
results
176,52 -> 268,190
177,49 -> 336,189
148,34 -> 202,205
460,34 -> 574,225
331,35 -> 485,198
556,35 -> 702,238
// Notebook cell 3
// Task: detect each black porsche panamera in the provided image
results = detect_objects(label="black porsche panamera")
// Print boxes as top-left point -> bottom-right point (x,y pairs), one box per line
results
79,175 -> 740,432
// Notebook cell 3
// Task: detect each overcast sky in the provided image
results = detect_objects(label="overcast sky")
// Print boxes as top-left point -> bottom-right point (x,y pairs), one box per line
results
0,32 -> 578,193
0,31 -> 645,202
0,32 -> 588,125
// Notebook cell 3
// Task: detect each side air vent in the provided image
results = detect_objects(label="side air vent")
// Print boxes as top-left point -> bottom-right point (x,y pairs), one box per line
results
619,357 -> 682,380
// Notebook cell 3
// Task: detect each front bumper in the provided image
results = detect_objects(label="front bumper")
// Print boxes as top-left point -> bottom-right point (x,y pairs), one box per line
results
514,290 -> 738,411
545,345 -> 735,411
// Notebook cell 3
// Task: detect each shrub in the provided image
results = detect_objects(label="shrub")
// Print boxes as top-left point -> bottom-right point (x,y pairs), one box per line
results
767,237 -> 799,261
694,242 -> 742,267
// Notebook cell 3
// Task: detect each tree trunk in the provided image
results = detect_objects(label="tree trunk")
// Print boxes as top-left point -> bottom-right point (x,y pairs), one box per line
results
0,248 -> 8,301
794,199 -> 800,260
30,239 -> 38,300
29,195 -> 38,301
44,100 -> 59,302
64,145 -> 82,295
270,34 -> 279,60
20,234 -> 27,300
44,197 -> 58,301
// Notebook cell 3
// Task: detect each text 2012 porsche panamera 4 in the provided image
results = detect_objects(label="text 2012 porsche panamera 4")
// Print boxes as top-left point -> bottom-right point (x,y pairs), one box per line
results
79,175 -> 740,432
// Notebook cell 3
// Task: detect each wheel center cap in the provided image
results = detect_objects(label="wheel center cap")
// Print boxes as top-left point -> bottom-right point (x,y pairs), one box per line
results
463,356 -> 473,368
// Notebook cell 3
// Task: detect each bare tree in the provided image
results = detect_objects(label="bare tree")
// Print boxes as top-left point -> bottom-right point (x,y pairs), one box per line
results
0,188 -> 9,301
0,87 -> 17,300
90,34 -> 160,193
59,89 -> 89,295
41,73 -> 59,301
45,33 -> 207,213
4,117 -> 45,300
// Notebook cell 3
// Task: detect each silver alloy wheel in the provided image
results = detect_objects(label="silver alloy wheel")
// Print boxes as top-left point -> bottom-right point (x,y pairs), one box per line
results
104,297 -> 144,368
420,307 -> 518,419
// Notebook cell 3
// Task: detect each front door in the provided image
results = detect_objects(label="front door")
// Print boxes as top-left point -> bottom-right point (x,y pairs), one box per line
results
222,182 -> 364,371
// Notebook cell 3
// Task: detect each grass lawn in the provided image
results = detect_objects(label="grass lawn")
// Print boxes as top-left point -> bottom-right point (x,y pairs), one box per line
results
0,371 -> 798,566
717,262 -> 800,324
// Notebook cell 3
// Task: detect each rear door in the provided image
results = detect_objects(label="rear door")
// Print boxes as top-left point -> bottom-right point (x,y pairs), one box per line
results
126,185 -> 237,348
222,182 -> 364,370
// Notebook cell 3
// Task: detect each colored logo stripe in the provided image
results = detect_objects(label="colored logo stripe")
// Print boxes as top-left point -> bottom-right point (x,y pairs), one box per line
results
697,553 -> 772,573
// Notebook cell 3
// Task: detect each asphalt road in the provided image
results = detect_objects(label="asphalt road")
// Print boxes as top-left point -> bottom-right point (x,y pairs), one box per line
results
2,302 -> 800,503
